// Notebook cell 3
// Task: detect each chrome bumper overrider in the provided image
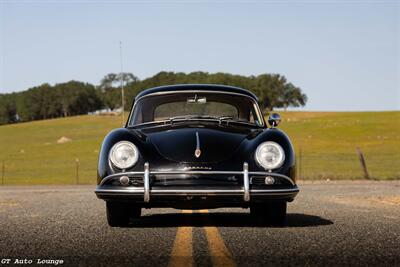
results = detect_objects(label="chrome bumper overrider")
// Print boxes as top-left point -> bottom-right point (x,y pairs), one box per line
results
95,162 -> 298,203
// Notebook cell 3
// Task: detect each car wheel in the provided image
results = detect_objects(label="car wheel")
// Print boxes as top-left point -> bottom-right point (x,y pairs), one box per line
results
131,206 -> 142,219
250,202 -> 287,226
106,202 -> 141,227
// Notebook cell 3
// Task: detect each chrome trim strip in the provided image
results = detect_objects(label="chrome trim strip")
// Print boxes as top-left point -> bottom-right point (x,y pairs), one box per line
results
99,170 -> 295,186
243,162 -> 250,201
136,90 -> 257,103
95,187 -> 299,196
144,162 -> 150,203
195,132 -> 201,158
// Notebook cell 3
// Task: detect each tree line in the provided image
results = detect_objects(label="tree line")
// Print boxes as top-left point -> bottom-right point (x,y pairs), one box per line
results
0,71 -> 307,125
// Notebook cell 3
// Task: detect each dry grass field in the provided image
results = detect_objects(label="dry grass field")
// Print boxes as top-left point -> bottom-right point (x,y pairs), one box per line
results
0,111 -> 399,184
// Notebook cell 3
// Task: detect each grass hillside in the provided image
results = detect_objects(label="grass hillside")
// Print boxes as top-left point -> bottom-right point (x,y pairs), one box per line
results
0,112 -> 399,184
279,111 -> 399,180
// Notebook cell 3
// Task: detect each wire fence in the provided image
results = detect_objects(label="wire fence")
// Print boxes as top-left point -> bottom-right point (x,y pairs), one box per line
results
0,146 -> 399,185
0,157 -> 92,185
295,147 -> 399,181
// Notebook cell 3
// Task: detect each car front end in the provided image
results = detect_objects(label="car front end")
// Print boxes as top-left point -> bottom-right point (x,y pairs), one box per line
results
95,84 -> 299,226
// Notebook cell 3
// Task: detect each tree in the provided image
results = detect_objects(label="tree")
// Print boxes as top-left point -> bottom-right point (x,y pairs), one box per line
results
98,73 -> 139,111
99,73 -> 118,90
254,74 -> 307,112
54,81 -> 103,116
99,73 -> 138,90
254,74 -> 284,111
0,94 -> 18,124
278,83 -> 308,111
0,71 -> 307,125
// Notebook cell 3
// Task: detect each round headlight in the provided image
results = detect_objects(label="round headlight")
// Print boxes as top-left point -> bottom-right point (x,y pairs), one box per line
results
255,141 -> 285,170
109,141 -> 139,169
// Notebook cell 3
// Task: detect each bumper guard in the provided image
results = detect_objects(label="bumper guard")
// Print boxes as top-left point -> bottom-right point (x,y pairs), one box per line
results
96,162 -> 298,203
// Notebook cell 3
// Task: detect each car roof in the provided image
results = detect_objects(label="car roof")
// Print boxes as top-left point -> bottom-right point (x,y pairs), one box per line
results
135,84 -> 259,101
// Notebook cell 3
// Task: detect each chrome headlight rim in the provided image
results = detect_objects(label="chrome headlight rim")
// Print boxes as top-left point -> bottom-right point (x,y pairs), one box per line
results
255,141 -> 285,170
109,141 -> 139,170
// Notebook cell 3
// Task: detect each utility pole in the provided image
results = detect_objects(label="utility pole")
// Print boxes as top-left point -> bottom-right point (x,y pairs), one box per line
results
119,41 -> 125,126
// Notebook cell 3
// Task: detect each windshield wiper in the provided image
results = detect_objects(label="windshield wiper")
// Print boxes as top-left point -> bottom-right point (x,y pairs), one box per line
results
166,115 -> 259,127
168,115 -> 219,124
129,120 -> 169,128
132,115 -> 259,127
217,116 -> 233,125
217,116 -> 260,127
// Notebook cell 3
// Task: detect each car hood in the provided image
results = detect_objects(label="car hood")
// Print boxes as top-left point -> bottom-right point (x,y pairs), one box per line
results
142,125 -> 253,163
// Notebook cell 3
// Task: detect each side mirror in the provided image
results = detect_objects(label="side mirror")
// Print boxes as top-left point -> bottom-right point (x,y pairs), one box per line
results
268,113 -> 281,128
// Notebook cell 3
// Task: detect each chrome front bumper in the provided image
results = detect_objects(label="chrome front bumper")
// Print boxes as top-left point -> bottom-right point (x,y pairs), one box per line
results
95,162 -> 299,203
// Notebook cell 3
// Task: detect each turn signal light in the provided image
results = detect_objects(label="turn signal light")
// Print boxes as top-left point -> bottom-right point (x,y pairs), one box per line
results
119,176 -> 130,186
264,176 -> 275,185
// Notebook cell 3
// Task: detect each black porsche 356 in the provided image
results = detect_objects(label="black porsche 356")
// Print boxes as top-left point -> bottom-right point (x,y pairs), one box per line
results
95,84 -> 299,226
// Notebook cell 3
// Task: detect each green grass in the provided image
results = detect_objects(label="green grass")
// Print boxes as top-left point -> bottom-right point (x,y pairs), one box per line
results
0,112 -> 399,184
279,111 -> 400,180
0,115 -> 122,185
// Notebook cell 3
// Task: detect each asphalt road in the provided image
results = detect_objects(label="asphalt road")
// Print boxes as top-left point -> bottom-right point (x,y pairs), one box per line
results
1,181 -> 399,267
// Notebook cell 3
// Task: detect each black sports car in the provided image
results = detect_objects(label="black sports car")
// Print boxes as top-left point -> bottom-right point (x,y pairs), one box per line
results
95,84 -> 299,226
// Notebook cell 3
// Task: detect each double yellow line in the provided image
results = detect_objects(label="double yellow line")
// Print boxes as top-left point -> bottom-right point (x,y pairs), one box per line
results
168,210 -> 236,267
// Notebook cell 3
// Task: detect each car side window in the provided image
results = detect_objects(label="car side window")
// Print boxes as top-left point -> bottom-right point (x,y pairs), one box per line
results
249,111 -> 255,123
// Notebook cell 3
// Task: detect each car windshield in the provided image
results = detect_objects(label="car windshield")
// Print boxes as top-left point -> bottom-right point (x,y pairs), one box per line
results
129,92 -> 264,127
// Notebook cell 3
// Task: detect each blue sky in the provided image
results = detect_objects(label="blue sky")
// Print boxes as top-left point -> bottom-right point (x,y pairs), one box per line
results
0,1 -> 399,111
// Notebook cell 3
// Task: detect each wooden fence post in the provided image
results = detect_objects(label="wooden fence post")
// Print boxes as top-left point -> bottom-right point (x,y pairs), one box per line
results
356,147 -> 370,179
1,160 -> 4,186
298,147 -> 302,180
75,158 -> 80,184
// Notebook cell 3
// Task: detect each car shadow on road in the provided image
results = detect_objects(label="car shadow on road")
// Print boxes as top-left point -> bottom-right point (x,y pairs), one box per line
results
127,212 -> 333,228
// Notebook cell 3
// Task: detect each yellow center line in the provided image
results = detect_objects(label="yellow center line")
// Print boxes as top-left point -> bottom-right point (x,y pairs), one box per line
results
168,210 -> 193,267
200,210 -> 237,267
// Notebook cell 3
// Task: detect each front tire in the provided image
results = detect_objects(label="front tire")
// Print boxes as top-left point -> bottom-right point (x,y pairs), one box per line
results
250,202 -> 287,226
106,202 -> 141,227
